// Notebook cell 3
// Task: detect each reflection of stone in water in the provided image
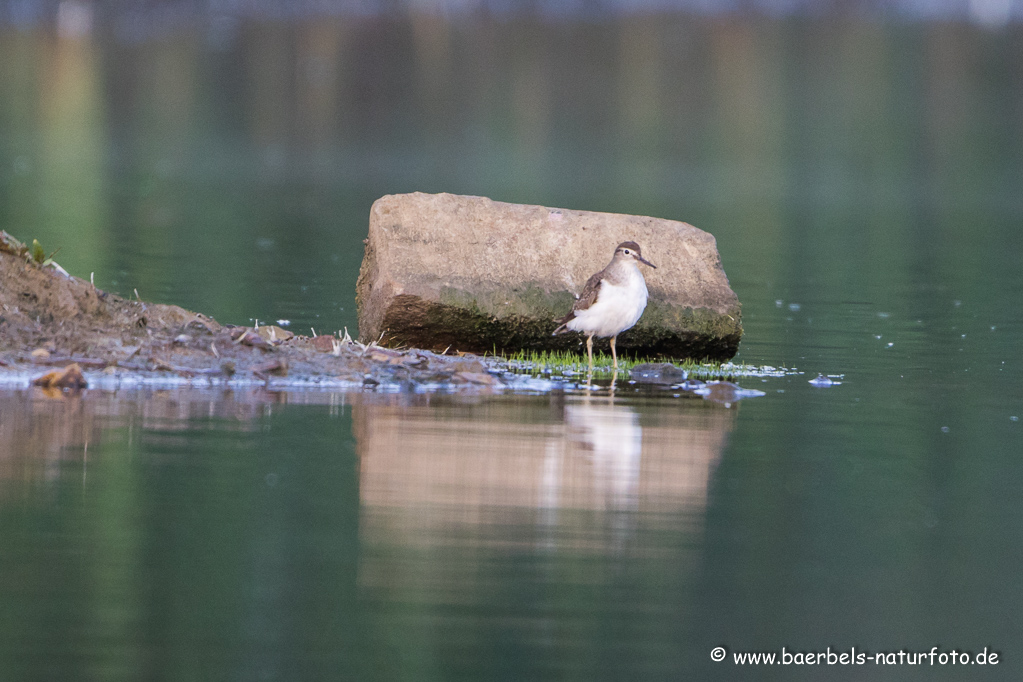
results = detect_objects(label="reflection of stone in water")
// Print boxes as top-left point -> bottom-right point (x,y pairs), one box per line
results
354,397 -> 734,614
351,396 -> 736,673
694,381 -> 766,407
354,398 -> 734,548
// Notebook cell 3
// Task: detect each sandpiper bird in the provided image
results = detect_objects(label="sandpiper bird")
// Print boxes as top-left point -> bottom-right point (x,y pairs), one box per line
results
553,241 -> 656,370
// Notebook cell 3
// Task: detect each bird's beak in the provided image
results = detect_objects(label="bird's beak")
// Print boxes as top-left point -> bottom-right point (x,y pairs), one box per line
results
638,255 -> 656,269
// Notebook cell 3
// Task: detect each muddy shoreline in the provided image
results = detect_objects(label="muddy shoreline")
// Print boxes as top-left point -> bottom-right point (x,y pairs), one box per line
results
0,244 -> 511,392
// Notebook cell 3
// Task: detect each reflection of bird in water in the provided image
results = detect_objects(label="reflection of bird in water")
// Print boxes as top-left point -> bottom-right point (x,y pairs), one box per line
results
537,401 -> 642,554
553,242 -> 656,371
564,403 -> 642,514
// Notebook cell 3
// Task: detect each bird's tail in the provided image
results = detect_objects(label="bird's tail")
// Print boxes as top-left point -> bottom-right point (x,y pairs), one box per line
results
552,311 -> 575,336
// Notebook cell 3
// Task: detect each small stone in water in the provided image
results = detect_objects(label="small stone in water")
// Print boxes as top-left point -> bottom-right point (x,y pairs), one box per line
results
32,363 -> 87,390
630,362 -> 686,384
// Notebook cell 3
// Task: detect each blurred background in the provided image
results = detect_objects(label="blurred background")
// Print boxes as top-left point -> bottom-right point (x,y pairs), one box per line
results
2,0 -> 1021,345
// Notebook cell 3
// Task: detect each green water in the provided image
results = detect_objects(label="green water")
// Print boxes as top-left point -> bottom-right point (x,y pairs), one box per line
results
1,9 -> 1022,681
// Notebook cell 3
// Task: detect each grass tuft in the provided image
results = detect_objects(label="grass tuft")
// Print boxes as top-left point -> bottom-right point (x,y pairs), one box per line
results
500,349 -> 717,378
497,350 -> 796,380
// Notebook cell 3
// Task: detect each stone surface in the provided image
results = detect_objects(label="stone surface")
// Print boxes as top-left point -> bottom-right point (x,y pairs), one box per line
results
356,192 -> 743,360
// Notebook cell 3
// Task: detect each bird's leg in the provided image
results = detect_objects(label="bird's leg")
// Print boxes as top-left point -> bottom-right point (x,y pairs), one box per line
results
610,336 -> 618,369
586,335 -> 594,372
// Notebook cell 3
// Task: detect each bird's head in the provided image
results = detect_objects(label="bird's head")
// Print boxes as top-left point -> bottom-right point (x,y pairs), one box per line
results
614,241 -> 656,269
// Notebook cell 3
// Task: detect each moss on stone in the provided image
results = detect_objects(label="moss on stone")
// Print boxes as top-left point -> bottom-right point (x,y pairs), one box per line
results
438,284 -> 575,322
381,288 -> 743,361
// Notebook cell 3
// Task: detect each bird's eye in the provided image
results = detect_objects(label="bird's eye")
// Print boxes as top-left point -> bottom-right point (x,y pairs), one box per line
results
623,249 -> 631,254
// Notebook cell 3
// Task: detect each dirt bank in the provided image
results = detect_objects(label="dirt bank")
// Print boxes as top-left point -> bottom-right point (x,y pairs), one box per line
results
0,240 -> 501,390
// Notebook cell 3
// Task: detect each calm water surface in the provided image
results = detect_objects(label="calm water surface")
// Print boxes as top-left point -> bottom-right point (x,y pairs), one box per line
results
1,6 -> 1022,680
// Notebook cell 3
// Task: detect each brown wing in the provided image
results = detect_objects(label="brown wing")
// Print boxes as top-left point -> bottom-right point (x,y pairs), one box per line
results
554,270 -> 604,326
573,271 -> 604,312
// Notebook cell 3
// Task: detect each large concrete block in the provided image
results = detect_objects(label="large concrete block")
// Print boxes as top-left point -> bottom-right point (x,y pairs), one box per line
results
356,193 -> 742,360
